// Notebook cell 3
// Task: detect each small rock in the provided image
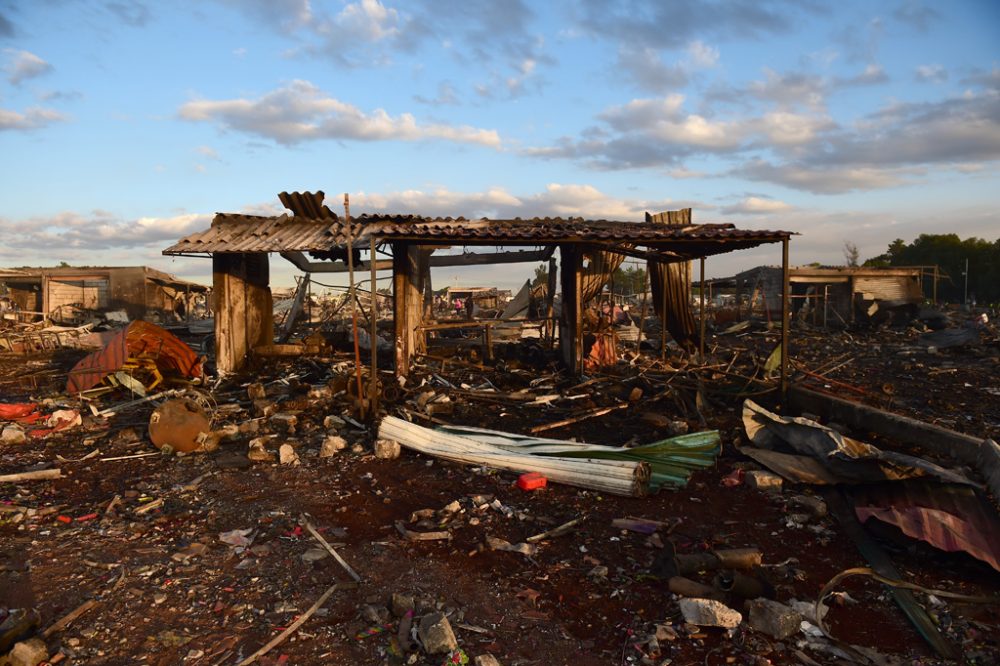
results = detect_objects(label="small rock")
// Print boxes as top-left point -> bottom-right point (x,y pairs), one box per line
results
153,593 -> 167,604
748,599 -> 803,639
361,604 -> 390,624
374,439 -> 401,460
301,548 -> 329,563
391,593 -> 415,617
666,420 -> 689,436
324,415 -> 346,430
1,425 -> 27,445
745,470 -> 783,493
350,443 -> 365,454
319,435 -> 347,458
654,624 -> 677,642
247,437 -> 274,462
252,400 -> 276,418
474,654 -> 503,666
417,612 -> 459,654
279,444 -> 300,466
270,413 -> 298,434
677,598 -> 742,629
789,495 -> 827,517
7,638 -> 48,666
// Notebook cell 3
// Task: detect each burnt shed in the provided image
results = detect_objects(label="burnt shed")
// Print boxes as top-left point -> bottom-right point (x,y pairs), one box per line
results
0,265 -> 208,324
163,191 -> 793,382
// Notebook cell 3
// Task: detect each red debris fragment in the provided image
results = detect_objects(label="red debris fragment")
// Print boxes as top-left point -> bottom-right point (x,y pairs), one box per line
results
517,472 -> 547,491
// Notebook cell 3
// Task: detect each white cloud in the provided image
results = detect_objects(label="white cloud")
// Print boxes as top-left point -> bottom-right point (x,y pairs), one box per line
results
4,49 -> 52,85
721,196 -> 793,215
0,106 -> 65,131
350,183 -> 684,221
756,111 -> 835,145
178,80 -> 501,147
321,0 -> 400,42
915,63 -> 947,83
686,40 -> 719,68
0,211 -> 211,260
195,145 -> 220,160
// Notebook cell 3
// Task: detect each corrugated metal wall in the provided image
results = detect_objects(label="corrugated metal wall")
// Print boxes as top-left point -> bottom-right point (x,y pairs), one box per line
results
854,276 -> 921,302
48,278 -> 110,311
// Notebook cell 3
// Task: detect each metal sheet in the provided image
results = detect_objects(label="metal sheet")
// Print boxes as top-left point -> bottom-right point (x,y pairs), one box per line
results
66,320 -> 202,394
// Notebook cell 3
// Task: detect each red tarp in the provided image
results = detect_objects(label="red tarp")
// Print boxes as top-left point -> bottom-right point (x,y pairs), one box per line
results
0,403 -> 39,420
66,320 -> 202,394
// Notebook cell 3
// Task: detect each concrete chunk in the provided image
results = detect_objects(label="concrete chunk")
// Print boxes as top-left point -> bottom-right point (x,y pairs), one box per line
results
319,435 -> 347,458
748,598 -> 803,639
7,638 -> 49,666
678,598 -> 742,629
374,439 -> 401,460
418,612 -> 459,654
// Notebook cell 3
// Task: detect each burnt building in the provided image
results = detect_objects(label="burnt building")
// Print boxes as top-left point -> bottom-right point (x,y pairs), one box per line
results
0,266 -> 209,324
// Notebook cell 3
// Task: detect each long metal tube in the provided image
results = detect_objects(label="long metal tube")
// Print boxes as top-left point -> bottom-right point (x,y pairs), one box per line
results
780,238 -> 790,401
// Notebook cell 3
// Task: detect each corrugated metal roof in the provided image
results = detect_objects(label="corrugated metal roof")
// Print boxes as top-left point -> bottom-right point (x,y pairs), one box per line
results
162,213 -> 366,254
163,191 -> 792,257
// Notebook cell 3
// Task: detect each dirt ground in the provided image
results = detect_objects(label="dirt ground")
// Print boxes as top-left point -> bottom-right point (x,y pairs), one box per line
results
2,320 -> 999,666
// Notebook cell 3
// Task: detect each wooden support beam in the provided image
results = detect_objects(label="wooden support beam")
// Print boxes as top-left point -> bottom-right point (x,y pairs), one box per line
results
213,253 -> 272,374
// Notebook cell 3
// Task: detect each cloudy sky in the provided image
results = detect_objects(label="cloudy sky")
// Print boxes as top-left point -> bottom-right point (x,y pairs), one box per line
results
1,0 -> 998,289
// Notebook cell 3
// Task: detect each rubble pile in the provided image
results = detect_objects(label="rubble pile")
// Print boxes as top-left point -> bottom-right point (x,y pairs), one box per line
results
2,312 -> 999,665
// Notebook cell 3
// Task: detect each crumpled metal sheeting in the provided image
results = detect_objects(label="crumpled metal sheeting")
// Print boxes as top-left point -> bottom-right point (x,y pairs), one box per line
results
742,399 -> 977,486
66,320 -> 202,394
853,481 -> 1000,572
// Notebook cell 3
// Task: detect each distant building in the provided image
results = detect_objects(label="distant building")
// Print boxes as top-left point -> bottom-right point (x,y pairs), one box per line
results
0,265 -> 209,324
713,265 -> 927,325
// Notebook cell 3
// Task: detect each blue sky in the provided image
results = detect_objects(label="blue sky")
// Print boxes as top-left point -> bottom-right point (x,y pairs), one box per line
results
1,0 -> 998,289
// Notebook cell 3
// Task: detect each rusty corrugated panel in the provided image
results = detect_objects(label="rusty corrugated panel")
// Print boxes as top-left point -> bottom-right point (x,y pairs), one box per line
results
647,209 -> 697,348
66,320 -> 202,394
278,191 -> 338,219
854,482 -> 1000,573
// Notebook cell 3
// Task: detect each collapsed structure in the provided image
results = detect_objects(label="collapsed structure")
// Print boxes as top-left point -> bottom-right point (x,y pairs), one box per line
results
0,265 -> 208,324
163,191 -> 793,384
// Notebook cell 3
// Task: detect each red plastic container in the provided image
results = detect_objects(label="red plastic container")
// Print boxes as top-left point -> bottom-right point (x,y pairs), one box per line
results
516,472 -> 547,491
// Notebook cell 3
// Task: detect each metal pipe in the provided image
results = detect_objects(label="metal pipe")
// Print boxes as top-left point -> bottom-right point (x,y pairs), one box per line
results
781,238 -> 790,401
344,194 -> 365,419
370,235 -> 379,419
699,256 -> 706,359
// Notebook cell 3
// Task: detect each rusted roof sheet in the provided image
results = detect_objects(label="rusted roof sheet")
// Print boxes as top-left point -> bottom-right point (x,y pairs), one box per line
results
66,320 -> 202,394
162,213 -> 365,255
165,214 -> 790,256
278,191 -> 338,219
357,216 -> 787,243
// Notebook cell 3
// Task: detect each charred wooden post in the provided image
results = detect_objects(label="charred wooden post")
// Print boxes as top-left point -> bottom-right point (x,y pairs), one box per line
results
392,242 -> 430,377
213,252 -> 272,374
558,244 -> 583,373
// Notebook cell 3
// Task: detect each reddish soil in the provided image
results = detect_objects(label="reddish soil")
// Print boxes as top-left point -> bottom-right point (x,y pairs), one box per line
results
2,323 -> 999,666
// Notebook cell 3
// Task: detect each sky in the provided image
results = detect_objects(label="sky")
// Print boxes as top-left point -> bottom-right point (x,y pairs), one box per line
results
1,0 -> 998,290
